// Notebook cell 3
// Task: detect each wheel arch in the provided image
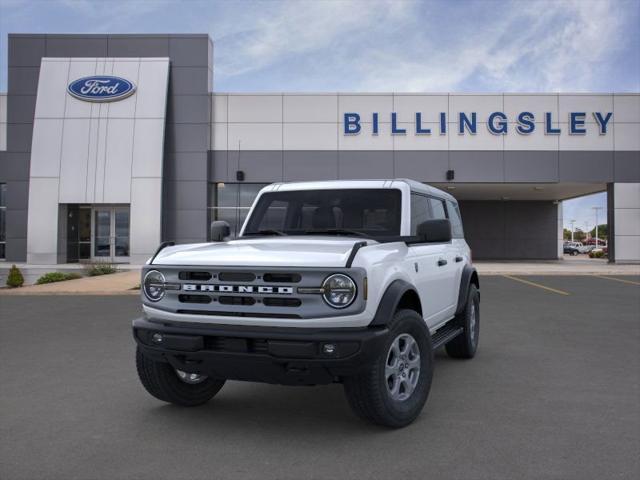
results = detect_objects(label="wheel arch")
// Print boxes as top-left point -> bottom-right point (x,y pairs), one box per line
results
455,264 -> 480,315
369,279 -> 422,326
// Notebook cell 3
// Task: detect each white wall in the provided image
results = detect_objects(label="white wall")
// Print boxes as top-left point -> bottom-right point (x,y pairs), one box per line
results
613,183 -> 640,263
211,93 -> 640,152
27,57 -> 169,264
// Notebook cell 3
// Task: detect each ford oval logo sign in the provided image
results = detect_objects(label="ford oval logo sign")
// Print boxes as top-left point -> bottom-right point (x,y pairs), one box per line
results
67,76 -> 136,102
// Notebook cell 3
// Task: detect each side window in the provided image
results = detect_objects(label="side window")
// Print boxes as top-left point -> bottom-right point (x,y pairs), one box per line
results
428,198 -> 447,220
410,193 -> 430,234
446,200 -> 464,238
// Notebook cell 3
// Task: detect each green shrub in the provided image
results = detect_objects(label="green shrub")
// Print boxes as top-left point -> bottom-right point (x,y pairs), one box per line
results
36,272 -> 82,284
84,263 -> 118,276
6,264 -> 24,288
589,250 -> 606,259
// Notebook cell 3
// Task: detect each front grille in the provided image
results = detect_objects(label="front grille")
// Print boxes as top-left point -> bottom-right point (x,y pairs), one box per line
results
179,294 -> 212,304
263,297 -> 302,307
219,296 -> 256,306
148,266 -> 366,320
219,271 -> 256,282
179,271 -> 212,281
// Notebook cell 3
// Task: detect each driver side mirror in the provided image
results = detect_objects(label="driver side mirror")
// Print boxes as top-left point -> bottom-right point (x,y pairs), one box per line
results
415,219 -> 452,243
210,220 -> 231,242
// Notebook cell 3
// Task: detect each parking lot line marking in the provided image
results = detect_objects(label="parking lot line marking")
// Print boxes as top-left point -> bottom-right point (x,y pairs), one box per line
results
593,275 -> 640,286
502,275 -> 571,296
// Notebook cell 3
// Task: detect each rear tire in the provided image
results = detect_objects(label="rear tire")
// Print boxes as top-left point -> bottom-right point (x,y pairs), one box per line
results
136,348 -> 225,406
343,309 -> 433,428
445,284 -> 479,359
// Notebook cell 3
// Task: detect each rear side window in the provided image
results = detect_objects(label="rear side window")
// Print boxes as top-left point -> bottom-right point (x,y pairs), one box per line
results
446,200 -> 464,238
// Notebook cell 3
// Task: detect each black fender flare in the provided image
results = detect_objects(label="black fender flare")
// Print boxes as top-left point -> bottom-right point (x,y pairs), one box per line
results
369,279 -> 420,327
455,265 -> 480,315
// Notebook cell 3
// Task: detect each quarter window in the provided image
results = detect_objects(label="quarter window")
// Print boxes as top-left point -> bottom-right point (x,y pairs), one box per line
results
428,198 -> 447,220
410,193 -> 430,235
446,200 -> 464,238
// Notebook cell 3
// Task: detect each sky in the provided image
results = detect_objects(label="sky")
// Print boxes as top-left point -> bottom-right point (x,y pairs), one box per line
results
0,0 -> 638,227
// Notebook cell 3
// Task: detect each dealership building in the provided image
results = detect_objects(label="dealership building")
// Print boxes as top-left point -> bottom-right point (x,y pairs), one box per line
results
0,33 -> 638,265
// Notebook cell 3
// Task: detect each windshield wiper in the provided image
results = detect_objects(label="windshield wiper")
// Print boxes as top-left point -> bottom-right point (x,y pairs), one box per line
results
243,229 -> 287,236
303,228 -> 370,238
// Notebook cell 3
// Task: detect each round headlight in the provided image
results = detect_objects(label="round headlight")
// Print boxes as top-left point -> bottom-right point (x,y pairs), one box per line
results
322,274 -> 357,309
143,270 -> 166,302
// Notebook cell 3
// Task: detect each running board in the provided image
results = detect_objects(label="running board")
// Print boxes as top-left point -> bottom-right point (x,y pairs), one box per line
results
431,324 -> 464,350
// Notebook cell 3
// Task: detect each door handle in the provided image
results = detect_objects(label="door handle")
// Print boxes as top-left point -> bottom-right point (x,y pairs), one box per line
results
455,256 -> 464,263
437,258 -> 447,267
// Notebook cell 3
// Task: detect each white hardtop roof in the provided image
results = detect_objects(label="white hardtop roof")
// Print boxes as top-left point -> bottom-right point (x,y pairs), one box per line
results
262,179 -> 457,202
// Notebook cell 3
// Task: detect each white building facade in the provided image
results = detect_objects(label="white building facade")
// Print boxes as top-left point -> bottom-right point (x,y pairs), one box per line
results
0,34 -> 638,264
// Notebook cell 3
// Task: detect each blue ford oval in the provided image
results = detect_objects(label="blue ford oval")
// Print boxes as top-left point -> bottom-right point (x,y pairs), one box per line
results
67,76 -> 136,102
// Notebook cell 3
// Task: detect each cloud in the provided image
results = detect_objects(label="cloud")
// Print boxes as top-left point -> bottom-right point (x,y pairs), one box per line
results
212,0 -> 638,92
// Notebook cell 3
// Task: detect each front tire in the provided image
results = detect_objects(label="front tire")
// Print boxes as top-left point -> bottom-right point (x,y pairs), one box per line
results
445,284 -> 480,359
136,348 -> 225,406
343,309 -> 433,428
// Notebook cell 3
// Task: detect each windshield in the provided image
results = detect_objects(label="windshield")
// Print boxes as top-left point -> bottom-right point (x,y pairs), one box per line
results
242,189 -> 402,238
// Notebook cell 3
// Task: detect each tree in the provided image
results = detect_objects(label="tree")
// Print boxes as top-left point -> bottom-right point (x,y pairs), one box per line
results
573,228 -> 586,242
563,228 -> 572,240
589,224 -> 607,239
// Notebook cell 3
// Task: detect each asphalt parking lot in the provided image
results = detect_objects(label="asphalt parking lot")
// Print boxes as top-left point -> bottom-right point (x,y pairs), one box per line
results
1,275 -> 639,480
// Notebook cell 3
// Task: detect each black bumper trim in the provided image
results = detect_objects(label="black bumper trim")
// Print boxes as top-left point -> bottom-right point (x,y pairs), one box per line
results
133,317 -> 389,386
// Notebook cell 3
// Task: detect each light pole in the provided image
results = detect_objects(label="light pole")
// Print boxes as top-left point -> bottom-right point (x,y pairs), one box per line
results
592,206 -> 603,248
570,219 -> 576,242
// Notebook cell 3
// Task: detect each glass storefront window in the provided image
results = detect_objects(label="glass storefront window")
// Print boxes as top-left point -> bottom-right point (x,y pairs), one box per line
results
208,183 -> 267,238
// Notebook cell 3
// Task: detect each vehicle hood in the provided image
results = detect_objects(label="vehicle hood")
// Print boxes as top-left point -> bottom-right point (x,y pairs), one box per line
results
152,237 -> 371,268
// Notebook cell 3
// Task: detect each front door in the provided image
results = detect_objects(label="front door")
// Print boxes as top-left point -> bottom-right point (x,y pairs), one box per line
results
92,206 -> 130,263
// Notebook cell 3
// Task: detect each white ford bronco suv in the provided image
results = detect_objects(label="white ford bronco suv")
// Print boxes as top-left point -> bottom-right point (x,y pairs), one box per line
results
134,179 -> 480,427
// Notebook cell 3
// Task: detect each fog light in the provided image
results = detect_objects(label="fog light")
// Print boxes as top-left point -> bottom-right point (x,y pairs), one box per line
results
323,343 -> 336,354
152,333 -> 163,344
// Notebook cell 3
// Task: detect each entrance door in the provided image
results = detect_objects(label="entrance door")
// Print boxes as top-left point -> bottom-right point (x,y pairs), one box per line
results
92,206 -> 130,262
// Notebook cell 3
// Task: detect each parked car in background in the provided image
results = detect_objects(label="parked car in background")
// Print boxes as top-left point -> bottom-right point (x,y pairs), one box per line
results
563,242 -> 587,255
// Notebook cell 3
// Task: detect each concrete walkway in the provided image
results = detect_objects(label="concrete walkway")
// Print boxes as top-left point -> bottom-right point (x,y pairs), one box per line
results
0,271 -> 140,295
476,258 -> 640,276
1,257 -> 638,295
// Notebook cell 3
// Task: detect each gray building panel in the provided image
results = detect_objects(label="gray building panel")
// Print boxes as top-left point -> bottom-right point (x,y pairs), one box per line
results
209,151 -> 229,182
230,151 -> 284,182
614,151 -> 640,182
559,151 -> 614,183
167,94 -> 210,124
165,123 -> 210,153
169,67 -> 211,95
283,151 -> 339,181
6,95 -> 36,124
6,123 -> 33,153
7,67 -> 40,95
338,151 -> 394,179
166,152 -> 210,182
6,208 -> 28,239
169,36 -> 212,67
394,151 -> 449,182
8,35 -> 45,67
0,153 -> 30,181
45,35 -> 109,57
107,35 -> 170,57
164,180 -> 209,211
449,151 -> 504,182
504,150 -> 559,182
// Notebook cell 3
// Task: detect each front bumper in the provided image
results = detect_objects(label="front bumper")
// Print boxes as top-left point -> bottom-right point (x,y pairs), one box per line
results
133,317 -> 390,385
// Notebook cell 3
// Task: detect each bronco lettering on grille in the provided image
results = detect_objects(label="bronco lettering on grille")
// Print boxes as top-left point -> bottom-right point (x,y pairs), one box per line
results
182,284 -> 293,294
